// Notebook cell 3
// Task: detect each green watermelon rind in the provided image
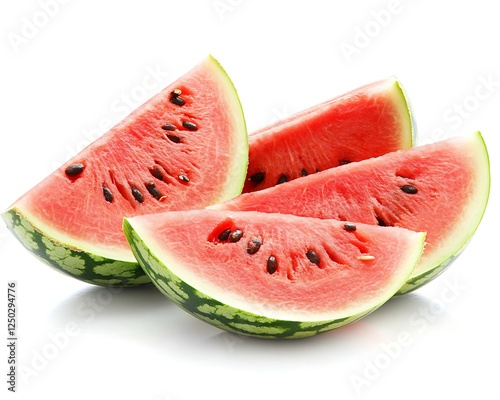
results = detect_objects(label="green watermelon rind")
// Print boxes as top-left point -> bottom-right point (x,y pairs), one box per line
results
393,78 -> 416,148
1,55 -> 249,287
204,55 -> 249,202
123,217 -> 423,339
2,208 -> 150,286
396,251 -> 460,295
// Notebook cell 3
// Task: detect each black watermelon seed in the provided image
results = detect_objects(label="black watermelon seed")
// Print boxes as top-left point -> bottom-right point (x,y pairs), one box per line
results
170,96 -> 185,106
170,90 -> 185,106
161,123 -> 176,131
131,186 -> 144,203
401,184 -> 418,194
301,169 -> 308,177
151,167 -> 164,181
277,174 -> 288,185
102,186 -> 113,203
182,121 -> 198,131
146,182 -> 162,200
65,163 -> 85,176
229,229 -> 243,243
344,222 -> 357,232
306,250 -> 320,265
247,237 -> 262,254
249,171 -> 265,184
376,217 -> 387,227
339,160 -> 351,166
267,256 -> 278,274
179,174 -> 190,182
166,134 -> 181,143
218,229 -> 231,241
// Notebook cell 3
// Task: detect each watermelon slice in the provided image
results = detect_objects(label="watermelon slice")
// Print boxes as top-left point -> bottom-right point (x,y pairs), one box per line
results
215,132 -> 490,294
2,56 -> 248,287
244,77 -> 413,193
123,210 -> 426,338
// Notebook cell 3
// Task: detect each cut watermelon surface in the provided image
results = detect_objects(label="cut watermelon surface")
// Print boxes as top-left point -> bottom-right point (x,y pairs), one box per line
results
216,132 -> 490,294
2,56 -> 248,287
124,210 -> 425,338
244,77 -> 413,193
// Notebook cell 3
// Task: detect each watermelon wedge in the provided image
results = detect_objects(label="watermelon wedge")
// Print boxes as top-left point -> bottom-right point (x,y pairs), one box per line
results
2,56 -> 248,287
244,77 -> 413,193
215,132 -> 490,294
123,210 -> 426,338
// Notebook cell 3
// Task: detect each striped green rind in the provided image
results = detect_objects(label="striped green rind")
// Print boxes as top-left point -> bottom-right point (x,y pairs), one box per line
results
397,252 -> 459,295
123,218 -> 380,339
2,208 -> 150,287
1,56 -> 248,287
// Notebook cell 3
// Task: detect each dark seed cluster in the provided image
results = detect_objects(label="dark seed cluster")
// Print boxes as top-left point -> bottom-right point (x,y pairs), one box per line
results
217,228 -> 243,243
249,163 -> 349,187
95,87 -> 202,206
212,224 -> 329,276
215,227 -> 266,258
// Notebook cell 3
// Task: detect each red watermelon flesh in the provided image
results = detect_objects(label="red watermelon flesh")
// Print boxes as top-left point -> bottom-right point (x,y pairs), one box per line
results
123,210 -> 426,337
215,132 -> 490,293
244,77 -> 413,193
2,56 -> 248,286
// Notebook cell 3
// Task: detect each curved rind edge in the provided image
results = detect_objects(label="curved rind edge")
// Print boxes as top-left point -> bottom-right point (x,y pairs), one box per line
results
2,208 -> 150,287
206,54 -> 249,202
123,217 -> 422,339
397,250 -> 461,295
1,56 -> 247,287
392,77 -> 417,148
398,131 -> 491,294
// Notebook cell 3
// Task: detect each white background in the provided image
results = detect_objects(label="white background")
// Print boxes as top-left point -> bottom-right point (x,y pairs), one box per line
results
1,1 -> 499,399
